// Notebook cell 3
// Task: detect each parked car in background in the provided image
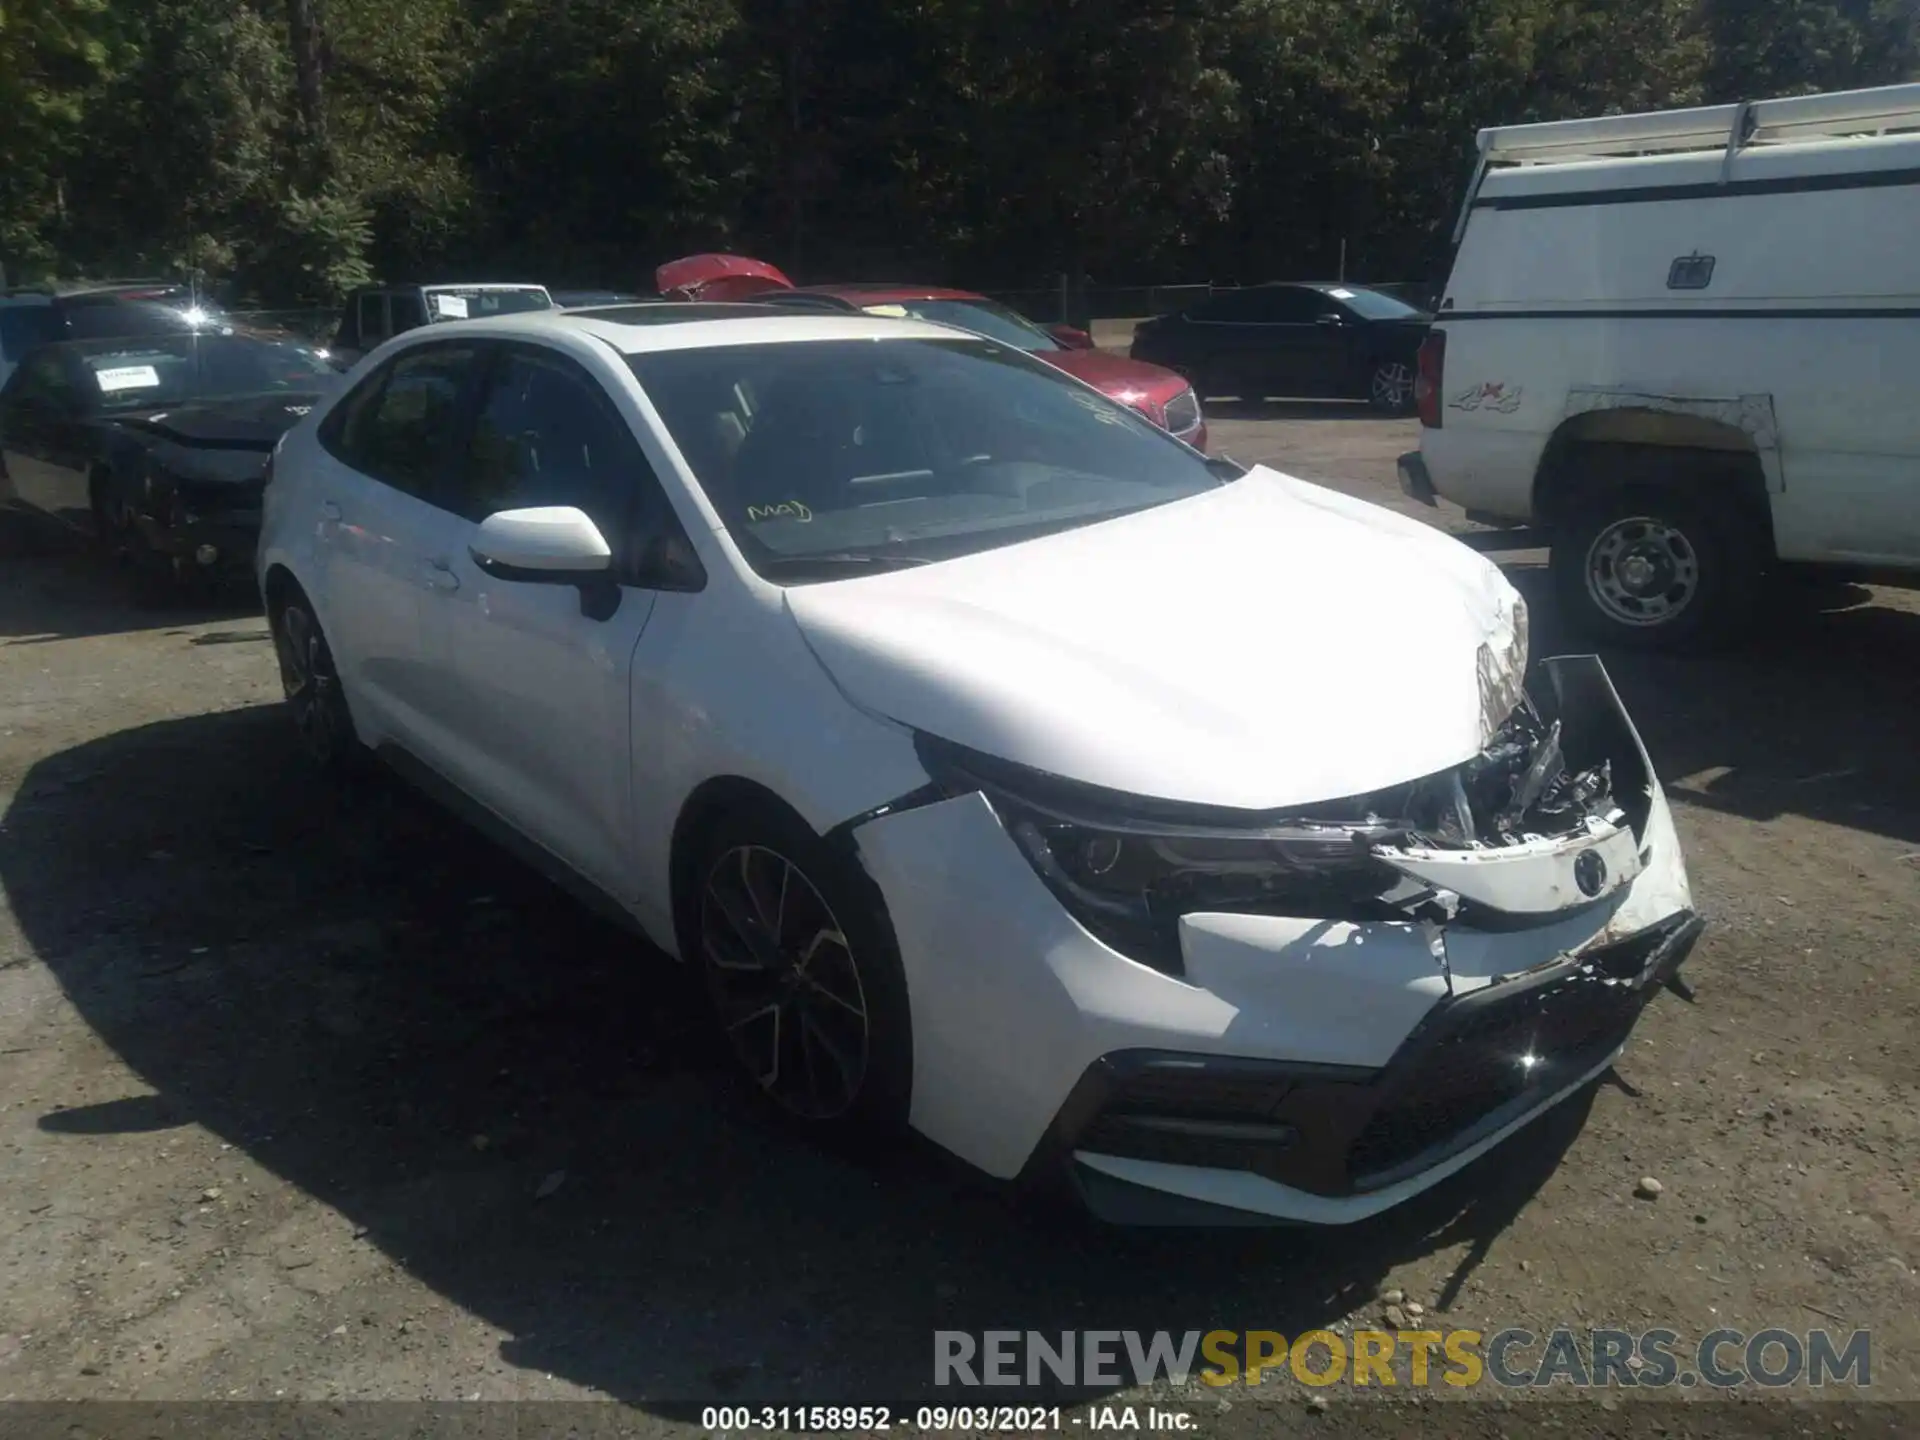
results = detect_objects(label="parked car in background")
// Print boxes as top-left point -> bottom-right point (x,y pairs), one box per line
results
1405,81 -> 1920,650
328,283 -> 554,368
1129,282 -> 1432,415
0,328 -> 336,594
655,255 -> 1206,448
257,303 -> 1698,1225
1,282 -> 229,389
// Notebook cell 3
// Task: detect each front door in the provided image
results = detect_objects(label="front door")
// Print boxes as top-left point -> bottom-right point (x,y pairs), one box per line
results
414,340 -> 672,896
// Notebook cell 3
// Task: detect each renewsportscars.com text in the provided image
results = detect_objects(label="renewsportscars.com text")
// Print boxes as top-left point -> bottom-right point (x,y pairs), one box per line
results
934,1327 -> 1871,1391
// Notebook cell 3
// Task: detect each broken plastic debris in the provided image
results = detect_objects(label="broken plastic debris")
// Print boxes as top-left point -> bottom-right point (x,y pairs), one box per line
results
534,1170 -> 566,1201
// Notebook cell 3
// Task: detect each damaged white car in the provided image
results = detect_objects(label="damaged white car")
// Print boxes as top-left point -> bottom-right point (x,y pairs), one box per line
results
258,306 -> 1700,1225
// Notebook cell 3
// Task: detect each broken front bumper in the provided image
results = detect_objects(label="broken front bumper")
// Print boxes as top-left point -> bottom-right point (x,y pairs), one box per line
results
849,655 -> 1697,1225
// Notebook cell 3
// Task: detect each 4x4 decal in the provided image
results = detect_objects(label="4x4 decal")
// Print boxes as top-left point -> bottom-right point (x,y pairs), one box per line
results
1449,381 -> 1523,414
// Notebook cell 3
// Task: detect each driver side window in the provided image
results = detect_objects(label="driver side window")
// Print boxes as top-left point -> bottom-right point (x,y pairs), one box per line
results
453,344 -> 701,588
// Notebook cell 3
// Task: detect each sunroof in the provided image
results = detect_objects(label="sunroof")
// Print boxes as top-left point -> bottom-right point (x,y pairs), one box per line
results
572,302 -> 796,326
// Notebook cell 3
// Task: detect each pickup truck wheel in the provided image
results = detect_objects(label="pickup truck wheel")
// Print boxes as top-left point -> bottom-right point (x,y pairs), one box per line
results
1553,489 -> 1761,650
688,802 -> 912,1144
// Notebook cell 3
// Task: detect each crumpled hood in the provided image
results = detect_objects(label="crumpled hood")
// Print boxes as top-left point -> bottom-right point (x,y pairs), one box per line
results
784,467 -> 1528,810
111,391 -> 329,450
107,392 -> 327,488
1037,348 -> 1189,410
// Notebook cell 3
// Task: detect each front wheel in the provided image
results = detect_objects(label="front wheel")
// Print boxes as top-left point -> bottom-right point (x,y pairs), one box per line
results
1368,359 -> 1417,416
1551,488 -> 1763,650
687,802 -> 913,1141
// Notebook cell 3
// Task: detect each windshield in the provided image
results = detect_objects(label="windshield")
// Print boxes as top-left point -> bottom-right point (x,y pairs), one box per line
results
426,287 -> 552,320
1326,286 -> 1424,321
77,334 -> 336,411
861,298 -> 1059,352
628,337 -> 1224,580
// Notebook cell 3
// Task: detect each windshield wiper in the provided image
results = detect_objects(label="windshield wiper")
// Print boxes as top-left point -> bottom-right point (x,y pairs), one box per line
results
755,552 -> 935,579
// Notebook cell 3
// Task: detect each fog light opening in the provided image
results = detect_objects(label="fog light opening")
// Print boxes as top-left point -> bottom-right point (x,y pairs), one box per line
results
194,543 -> 220,567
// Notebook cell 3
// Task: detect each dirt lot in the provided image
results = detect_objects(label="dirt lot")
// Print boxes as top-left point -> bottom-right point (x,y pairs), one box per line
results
1,405 -> 1917,1429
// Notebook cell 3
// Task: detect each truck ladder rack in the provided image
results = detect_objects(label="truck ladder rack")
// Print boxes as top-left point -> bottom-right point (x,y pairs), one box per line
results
1450,82 -> 1920,242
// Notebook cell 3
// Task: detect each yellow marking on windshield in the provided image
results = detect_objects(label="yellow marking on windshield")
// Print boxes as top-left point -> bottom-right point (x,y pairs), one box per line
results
747,501 -> 813,523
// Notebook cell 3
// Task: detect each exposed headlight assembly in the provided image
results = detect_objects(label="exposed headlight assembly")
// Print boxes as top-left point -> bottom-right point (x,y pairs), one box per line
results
913,734 -> 1410,975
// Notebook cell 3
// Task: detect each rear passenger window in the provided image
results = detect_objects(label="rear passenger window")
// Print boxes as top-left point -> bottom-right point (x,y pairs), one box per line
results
321,344 -> 478,498
1238,287 -> 1321,323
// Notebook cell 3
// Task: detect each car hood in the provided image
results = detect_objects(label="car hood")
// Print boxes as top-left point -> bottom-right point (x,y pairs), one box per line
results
1036,348 -> 1189,409
108,392 -> 328,487
784,468 -> 1529,811
110,391 -> 329,449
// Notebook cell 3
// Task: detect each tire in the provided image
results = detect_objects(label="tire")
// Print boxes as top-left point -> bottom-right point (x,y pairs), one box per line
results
1367,359 -> 1417,416
1551,485 -> 1764,651
683,799 -> 913,1143
269,585 -> 362,770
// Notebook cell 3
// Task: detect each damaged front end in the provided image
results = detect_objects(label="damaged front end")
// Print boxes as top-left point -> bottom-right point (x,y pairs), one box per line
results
916,655 -> 1667,979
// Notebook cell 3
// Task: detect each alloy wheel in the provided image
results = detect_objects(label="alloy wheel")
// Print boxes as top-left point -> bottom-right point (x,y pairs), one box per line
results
700,844 -> 870,1121
274,602 -> 343,761
1583,516 -> 1701,627
1371,361 -> 1415,412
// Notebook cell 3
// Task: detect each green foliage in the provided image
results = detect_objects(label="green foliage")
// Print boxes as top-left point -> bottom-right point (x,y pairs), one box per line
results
0,0 -> 1915,296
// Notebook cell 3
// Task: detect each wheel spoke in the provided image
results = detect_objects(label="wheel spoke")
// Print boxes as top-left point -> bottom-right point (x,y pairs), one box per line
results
698,842 -> 870,1120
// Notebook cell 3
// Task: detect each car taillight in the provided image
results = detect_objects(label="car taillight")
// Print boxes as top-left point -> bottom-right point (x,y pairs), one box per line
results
1416,330 -> 1445,429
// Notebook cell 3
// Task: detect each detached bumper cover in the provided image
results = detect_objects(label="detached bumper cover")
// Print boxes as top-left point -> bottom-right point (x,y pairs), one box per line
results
850,655 -> 1697,1225
1044,910 -> 1700,1224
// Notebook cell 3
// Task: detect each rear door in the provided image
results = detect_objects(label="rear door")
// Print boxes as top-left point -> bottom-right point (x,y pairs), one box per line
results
306,340 -> 484,751
1234,285 -> 1336,395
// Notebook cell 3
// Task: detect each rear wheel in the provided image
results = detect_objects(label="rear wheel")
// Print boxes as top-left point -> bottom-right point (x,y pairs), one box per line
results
686,800 -> 912,1141
1551,485 -> 1763,650
1368,360 -> 1417,415
270,586 -> 362,770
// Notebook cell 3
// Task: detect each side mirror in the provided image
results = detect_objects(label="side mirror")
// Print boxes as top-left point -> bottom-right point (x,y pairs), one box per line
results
1046,323 -> 1095,349
470,506 -> 613,579
1316,312 -> 1346,327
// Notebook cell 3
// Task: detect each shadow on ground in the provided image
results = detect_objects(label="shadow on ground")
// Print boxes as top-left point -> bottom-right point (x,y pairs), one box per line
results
2,703 -> 1582,1406
4,559 -> 1917,1404
1508,563 -> 1920,844
0,525 -> 259,642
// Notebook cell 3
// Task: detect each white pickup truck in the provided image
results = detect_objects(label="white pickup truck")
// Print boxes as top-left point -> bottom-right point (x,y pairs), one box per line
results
1401,83 -> 1920,648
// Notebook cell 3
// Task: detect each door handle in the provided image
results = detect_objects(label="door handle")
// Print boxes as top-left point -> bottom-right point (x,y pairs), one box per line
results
423,557 -> 460,593
320,501 -> 343,522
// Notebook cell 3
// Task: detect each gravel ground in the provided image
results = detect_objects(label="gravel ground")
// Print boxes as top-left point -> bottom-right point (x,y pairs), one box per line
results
1,405 -> 1916,1434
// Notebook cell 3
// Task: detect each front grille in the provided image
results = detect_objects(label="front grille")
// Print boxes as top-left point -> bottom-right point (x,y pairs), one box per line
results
1162,388 -> 1201,436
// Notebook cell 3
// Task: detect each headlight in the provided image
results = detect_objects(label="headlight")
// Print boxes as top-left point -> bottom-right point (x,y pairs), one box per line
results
914,734 -> 1408,974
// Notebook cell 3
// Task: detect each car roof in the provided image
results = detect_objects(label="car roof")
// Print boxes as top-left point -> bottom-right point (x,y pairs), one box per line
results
792,282 -> 988,304
415,307 -> 969,356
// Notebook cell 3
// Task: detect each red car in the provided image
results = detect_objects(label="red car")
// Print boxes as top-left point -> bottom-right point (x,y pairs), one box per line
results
653,255 -> 1206,450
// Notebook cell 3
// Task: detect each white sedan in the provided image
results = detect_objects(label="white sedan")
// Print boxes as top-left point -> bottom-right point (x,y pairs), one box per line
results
256,304 -> 1701,1225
